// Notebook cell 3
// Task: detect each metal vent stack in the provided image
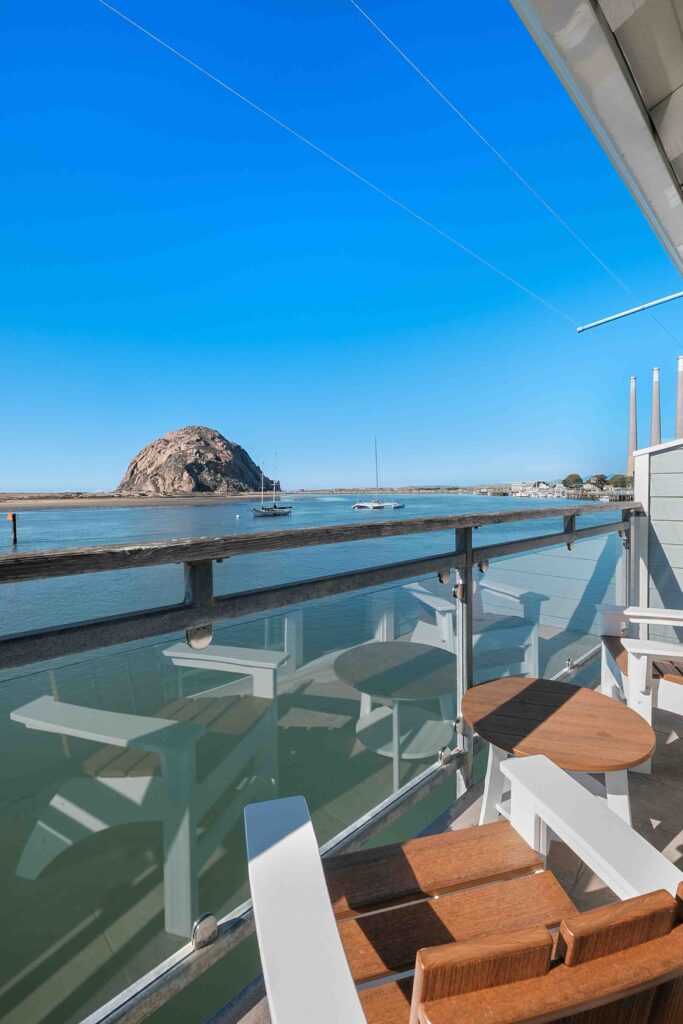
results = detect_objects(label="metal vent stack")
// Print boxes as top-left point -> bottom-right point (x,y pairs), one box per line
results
651,367 -> 661,446
627,376 -> 637,477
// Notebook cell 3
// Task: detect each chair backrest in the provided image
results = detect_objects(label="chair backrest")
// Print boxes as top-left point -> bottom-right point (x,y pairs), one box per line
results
415,888 -> 683,1024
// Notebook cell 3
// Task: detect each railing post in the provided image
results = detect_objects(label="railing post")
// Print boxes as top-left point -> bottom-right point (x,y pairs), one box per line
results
454,527 -> 473,795
183,560 -> 215,650
620,510 -> 632,610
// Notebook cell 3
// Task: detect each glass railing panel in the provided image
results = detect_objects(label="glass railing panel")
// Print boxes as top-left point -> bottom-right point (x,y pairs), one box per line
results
0,572 -> 462,1024
468,531 -> 622,685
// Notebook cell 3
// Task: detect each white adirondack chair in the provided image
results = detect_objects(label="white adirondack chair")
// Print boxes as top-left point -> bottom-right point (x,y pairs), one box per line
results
245,755 -> 683,1024
600,604 -> 683,774
162,642 -> 289,699
406,574 -> 541,680
11,646 -> 283,937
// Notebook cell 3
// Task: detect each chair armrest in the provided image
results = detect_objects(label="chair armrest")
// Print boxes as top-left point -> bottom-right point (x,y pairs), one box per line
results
10,696 -> 205,754
479,580 -> 526,603
163,642 -> 290,670
245,796 -> 366,1024
623,606 -> 683,626
404,583 -> 454,615
622,638 -> 683,659
501,756 -> 683,900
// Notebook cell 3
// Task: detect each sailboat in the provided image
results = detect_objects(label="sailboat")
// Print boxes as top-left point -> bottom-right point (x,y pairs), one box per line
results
253,459 -> 292,517
352,439 -> 404,510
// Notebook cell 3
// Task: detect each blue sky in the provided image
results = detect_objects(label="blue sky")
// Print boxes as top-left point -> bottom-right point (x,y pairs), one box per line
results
2,0 -> 682,490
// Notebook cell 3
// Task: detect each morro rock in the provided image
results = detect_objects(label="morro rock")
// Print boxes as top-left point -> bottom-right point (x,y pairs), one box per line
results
116,426 -> 275,496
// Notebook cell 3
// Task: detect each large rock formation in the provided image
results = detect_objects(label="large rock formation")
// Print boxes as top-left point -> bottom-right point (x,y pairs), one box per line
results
116,426 -> 276,496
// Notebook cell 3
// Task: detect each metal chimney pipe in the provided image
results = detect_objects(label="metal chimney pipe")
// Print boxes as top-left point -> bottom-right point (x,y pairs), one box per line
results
627,376 -> 637,477
651,367 -> 661,446
677,356 -> 683,438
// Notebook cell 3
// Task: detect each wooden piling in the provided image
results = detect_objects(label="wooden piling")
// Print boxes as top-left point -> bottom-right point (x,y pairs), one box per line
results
6,513 -> 17,545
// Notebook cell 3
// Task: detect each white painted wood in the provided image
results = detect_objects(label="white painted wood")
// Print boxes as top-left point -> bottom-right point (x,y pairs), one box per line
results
369,589 -> 396,642
10,696 -> 204,753
283,611 -> 304,671
245,796 -> 367,1024
650,475 -> 683,497
649,497 -> 683,521
164,642 -> 288,699
480,743 -> 509,825
163,643 -> 289,670
600,643 -> 625,700
623,637 -> 683,659
604,769 -> 632,824
624,605 -> 683,624
502,756 -> 683,899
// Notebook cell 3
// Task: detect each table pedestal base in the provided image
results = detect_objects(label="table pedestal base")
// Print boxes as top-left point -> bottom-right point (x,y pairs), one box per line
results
356,706 -> 454,791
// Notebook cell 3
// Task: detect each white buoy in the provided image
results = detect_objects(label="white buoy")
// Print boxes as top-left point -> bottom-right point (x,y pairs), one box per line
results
236,514 -> 240,519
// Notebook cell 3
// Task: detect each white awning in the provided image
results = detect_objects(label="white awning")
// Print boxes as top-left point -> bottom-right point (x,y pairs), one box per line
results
509,0 -> 683,274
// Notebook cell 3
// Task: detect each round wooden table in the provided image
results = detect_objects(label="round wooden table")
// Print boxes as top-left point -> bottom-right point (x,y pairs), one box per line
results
334,642 -> 456,791
461,676 -> 656,825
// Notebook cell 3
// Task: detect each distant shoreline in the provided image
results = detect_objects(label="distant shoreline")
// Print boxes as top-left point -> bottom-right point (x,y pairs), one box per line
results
0,487 -> 488,512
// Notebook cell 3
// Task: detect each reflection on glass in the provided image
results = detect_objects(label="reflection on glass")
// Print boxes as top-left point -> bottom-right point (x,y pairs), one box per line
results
0,535 -> 620,1022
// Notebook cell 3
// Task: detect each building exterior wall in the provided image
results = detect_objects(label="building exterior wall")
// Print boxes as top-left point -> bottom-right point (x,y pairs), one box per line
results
634,441 -> 683,640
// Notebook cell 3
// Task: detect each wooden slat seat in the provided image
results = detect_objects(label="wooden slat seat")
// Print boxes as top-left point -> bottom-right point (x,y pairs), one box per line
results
602,634 -> 683,685
338,870 -> 575,983
359,980 -> 413,1024
82,695 -> 273,782
324,820 -> 543,920
652,659 -> 683,685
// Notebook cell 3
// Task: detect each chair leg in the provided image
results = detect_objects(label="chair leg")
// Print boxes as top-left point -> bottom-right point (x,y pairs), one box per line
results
600,646 -> 623,701
161,748 -> 197,937
250,666 -> 277,699
525,627 -> 539,677
439,694 -> 457,721
392,703 -> 400,792
605,770 -> 632,824
480,744 -> 508,825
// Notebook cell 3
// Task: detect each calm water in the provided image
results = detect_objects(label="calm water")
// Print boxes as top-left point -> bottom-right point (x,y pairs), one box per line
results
0,493 -> 612,638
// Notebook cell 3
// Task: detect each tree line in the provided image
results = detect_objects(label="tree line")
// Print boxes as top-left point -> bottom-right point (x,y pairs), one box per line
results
562,473 -> 632,490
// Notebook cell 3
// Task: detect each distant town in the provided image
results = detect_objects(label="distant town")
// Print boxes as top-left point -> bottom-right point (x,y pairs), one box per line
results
471,473 -> 633,501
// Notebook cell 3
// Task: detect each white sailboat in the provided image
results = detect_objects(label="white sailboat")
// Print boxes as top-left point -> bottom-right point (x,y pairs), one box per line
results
253,457 -> 292,517
352,439 -> 404,510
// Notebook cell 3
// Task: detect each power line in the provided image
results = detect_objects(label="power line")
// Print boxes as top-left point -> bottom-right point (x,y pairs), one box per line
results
93,0 -> 577,326
347,0 -> 681,347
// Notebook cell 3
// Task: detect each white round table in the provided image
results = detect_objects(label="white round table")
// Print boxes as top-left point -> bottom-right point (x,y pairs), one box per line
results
334,641 -> 456,790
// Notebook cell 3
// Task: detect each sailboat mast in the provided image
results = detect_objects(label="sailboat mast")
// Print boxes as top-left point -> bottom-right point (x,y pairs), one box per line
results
374,437 -> 379,501
261,470 -> 264,506
273,453 -> 277,505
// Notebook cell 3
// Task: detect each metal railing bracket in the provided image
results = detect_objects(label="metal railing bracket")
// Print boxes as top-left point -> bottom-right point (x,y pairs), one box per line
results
192,913 -> 219,950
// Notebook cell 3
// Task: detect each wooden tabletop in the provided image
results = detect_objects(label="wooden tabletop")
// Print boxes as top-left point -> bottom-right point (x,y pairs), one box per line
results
461,677 -> 656,773
334,641 -> 457,701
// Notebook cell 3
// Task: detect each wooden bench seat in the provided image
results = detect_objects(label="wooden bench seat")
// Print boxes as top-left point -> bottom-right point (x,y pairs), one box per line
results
359,980 -> 413,1024
324,820 -> 543,920
82,695 -> 273,782
339,870 -> 575,983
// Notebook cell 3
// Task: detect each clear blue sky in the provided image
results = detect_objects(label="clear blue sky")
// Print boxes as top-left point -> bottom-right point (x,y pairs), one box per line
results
2,0 -> 682,490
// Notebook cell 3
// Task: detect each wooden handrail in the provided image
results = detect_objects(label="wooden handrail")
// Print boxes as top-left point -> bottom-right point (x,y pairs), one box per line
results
0,502 -> 640,584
